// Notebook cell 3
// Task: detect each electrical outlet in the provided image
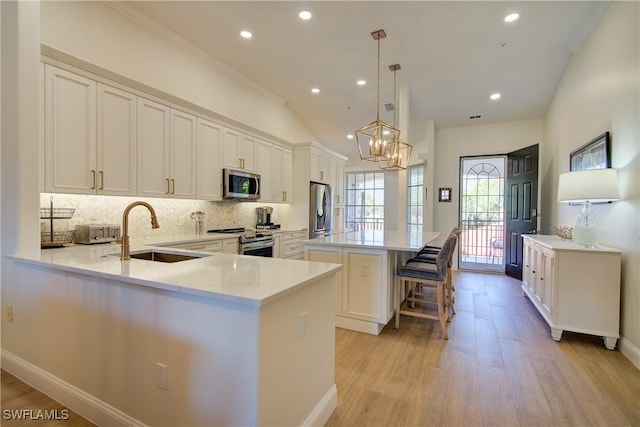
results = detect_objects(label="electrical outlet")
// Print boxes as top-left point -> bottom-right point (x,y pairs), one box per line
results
360,263 -> 369,277
7,306 -> 13,322
156,362 -> 168,390
298,312 -> 308,337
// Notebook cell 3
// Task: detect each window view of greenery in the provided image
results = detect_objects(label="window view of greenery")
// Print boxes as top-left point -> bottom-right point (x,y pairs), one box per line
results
460,161 -> 505,265
345,172 -> 385,230
407,165 -> 423,234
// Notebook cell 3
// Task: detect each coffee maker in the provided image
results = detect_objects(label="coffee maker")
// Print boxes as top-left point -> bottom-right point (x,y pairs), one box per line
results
256,206 -> 279,229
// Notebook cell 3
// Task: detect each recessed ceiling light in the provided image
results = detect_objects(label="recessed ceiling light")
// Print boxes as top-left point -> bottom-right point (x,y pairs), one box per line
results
357,80 -> 366,86
298,10 -> 312,20
490,93 -> 501,100
240,30 -> 253,39
347,134 -> 354,140
504,13 -> 519,23
311,88 -> 320,94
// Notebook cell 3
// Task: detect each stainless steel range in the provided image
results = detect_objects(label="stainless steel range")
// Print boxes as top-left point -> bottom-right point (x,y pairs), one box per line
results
208,228 -> 274,257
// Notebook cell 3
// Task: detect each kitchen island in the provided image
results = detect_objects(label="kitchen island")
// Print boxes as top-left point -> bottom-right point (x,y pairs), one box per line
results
3,240 -> 341,427
304,230 -> 439,335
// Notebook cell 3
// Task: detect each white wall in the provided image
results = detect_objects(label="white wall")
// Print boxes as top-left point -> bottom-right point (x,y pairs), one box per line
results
40,1 -> 317,145
433,119 -> 544,245
543,1 -> 640,364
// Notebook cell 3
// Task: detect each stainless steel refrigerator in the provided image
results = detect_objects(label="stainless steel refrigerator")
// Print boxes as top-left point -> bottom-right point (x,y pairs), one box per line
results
309,182 -> 333,239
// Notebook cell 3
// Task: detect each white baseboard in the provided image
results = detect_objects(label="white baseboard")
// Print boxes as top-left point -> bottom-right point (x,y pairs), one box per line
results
302,384 -> 337,427
1,350 -> 146,427
618,336 -> 640,369
335,316 -> 384,335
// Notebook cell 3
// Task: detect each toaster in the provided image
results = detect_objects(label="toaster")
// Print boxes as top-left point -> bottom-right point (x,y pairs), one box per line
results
74,224 -> 120,244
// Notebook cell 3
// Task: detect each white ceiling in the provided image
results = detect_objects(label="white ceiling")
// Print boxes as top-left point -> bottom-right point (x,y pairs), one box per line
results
112,1 -> 605,160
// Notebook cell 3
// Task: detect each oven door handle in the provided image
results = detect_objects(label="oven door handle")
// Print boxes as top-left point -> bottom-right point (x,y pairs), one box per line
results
240,240 -> 274,250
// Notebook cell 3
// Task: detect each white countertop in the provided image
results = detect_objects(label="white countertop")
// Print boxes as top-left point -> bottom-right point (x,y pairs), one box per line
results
522,234 -> 622,254
304,230 -> 440,251
11,235 -> 341,307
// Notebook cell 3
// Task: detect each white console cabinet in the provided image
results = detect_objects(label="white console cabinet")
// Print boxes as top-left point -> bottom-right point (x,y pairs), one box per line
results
521,235 -> 622,350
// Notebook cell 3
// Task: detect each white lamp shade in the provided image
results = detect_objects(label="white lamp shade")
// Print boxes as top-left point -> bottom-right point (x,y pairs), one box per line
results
557,168 -> 620,203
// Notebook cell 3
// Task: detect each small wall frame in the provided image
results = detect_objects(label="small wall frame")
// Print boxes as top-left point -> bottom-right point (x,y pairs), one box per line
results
570,131 -> 611,171
438,187 -> 452,202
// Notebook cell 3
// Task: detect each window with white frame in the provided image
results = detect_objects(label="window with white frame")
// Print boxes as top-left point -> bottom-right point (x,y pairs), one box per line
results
407,165 -> 424,234
345,171 -> 385,230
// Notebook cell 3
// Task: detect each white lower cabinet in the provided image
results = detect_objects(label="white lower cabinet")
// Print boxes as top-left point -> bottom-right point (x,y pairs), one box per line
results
522,235 -> 622,350
279,229 -> 306,260
306,245 -> 393,334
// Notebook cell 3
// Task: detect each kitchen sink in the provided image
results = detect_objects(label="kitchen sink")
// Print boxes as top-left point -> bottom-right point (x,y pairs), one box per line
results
112,249 -> 211,263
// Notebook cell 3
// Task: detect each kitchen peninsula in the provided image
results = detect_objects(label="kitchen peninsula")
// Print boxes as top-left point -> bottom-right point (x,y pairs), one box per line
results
4,239 -> 341,426
305,230 -> 439,335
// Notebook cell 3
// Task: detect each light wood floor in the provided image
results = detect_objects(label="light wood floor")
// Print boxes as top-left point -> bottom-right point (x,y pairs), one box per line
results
326,271 -> 640,427
0,369 -> 95,426
2,272 -> 638,426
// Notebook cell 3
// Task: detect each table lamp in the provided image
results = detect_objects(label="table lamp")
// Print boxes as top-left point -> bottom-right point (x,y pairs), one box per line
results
557,168 -> 620,247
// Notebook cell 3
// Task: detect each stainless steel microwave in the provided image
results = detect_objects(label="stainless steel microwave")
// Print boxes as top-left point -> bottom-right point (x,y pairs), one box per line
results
223,168 -> 261,200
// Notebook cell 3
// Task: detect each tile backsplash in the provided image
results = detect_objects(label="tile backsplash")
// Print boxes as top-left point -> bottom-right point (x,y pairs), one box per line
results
41,194 -> 291,242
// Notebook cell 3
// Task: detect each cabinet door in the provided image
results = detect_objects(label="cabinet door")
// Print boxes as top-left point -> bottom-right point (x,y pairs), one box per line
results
196,118 -> 223,200
310,150 -> 322,182
223,128 -> 242,169
170,109 -> 197,199
256,140 -> 272,201
334,161 -> 345,205
273,234 -> 282,258
541,251 -> 554,317
282,149 -> 293,203
240,134 -> 256,171
271,146 -> 283,202
522,241 -> 535,295
307,247 -> 343,314
97,83 -> 137,196
137,98 -> 170,197
44,65 -> 96,194
222,238 -> 239,254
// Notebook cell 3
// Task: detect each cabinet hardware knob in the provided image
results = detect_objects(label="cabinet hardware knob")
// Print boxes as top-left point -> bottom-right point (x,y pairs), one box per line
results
166,178 -> 170,194
171,179 -> 175,194
99,171 -> 104,190
91,170 -> 96,190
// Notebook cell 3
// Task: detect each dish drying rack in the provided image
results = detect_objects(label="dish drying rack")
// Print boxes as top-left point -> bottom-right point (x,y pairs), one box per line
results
40,197 -> 76,248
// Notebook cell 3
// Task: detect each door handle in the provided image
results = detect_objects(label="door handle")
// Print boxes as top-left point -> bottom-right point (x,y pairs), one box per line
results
524,229 -> 537,235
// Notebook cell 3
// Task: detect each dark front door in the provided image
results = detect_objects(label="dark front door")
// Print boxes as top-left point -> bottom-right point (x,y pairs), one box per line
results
505,144 -> 539,279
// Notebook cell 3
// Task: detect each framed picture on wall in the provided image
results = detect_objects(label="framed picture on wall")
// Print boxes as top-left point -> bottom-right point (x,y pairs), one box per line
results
438,187 -> 452,202
570,131 -> 611,171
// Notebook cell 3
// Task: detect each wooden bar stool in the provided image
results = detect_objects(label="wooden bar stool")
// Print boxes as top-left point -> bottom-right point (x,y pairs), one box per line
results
394,233 -> 458,338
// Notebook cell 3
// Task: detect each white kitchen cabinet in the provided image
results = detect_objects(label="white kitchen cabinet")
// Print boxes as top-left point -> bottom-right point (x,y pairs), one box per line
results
522,235 -> 622,350
44,65 -> 97,194
270,146 -> 293,203
137,99 -> 197,199
97,83 -> 137,196
280,229 -> 307,260
222,238 -> 239,254
305,246 -> 342,314
169,109 -> 197,198
256,140 -> 272,201
223,128 -> 256,171
44,66 -> 137,196
137,98 -> 171,198
310,149 -> 330,183
306,245 -> 393,331
196,118 -> 223,200
273,233 -> 282,258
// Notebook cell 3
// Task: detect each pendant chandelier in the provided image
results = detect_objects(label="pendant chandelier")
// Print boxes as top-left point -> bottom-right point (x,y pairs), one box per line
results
355,29 -> 401,163
380,63 -> 412,170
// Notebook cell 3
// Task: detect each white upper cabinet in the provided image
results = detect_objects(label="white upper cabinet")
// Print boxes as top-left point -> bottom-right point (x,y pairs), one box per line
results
271,145 -> 293,203
256,140 -> 272,202
97,83 -> 137,196
138,102 -> 197,199
44,65 -> 97,194
223,128 -> 256,171
137,98 -> 171,198
196,118 -> 223,200
169,109 -> 197,199
44,65 -> 136,196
